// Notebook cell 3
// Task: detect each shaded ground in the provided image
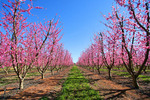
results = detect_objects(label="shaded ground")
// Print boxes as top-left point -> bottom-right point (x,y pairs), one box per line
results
78,66 -> 150,100
0,67 -> 72,99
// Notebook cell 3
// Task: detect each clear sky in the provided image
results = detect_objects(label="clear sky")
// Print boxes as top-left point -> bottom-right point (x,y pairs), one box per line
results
0,0 -> 115,63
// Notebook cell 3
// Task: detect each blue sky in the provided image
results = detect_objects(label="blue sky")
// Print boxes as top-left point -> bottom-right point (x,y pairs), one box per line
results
0,0 -> 115,63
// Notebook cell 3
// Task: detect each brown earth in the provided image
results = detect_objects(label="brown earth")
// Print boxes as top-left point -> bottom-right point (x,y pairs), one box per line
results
1,66 -> 150,100
9,66 -> 72,100
0,67 -> 72,99
78,66 -> 150,100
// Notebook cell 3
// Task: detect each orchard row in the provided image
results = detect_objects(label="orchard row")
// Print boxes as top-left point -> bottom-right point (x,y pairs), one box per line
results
0,0 -> 73,89
77,0 -> 150,89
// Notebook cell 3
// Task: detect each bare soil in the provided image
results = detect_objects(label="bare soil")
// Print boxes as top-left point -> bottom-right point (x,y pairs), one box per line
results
1,66 -> 149,100
78,66 -> 150,100
0,67 -> 72,99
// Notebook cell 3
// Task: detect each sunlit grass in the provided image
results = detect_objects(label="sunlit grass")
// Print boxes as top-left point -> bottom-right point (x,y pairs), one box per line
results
56,66 -> 102,100
112,71 -> 130,77
0,77 -> 18,86
0,70 -> 40,87
100,67 -> 150,82
138,75 -> 150,82
26,72 -> 40,77
99,68 -> 107,72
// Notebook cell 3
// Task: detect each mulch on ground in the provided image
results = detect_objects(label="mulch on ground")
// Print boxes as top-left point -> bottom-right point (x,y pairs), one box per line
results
78,66 -> 150,100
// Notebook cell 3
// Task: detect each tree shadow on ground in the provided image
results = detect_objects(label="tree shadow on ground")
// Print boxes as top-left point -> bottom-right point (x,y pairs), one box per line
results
0,87 -> 18,99
101,88 -> 131,97
97,88 -> 150,100
7,90 -> 58,99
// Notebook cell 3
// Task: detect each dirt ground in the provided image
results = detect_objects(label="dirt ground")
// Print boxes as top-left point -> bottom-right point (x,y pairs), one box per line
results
1,66 -> 150,100
0,67 -> 72,99
78,66 -> 150,100
8,66 -> 72,100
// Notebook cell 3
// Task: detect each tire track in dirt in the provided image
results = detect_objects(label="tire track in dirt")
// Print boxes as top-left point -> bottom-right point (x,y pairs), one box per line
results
78,66 -> 149,100
8,66 -> 72,100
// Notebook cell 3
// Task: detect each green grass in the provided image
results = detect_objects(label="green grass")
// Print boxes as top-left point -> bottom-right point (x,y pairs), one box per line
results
112,71 -> 130,77
138,75 -> 150,82
0,71 -> 40,87
100,67 -> 150,82
112,70 -> 150,82
99,68 -> 107,72
0,68 -> 14,74
113,67 -> 126,71
26,72 -> 40,77
39,96 -> 49,100
0,77 -> 18,86
146,69 -> 150,72
56,66 -> 102,100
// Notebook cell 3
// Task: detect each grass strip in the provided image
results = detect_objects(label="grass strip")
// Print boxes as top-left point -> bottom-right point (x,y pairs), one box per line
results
56,66 -> 102,100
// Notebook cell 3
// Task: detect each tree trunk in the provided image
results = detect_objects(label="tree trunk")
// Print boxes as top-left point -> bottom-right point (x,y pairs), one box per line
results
136,65 -> 139,69
97,67 -> 100,74
4,70 -> 8,75
143,66 -> 147,73
132,76 -> 139,89
51,70 -> 53,75
41,73 -> 44,79
108,68 -> 111,80
117,66 -> 120,70
148,65 -> 150,69
3,68 -> 9,75
97,69 -> 100,74
92,67 -> 94,72
19,78 -> 24,90
57,68 -> 59,72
